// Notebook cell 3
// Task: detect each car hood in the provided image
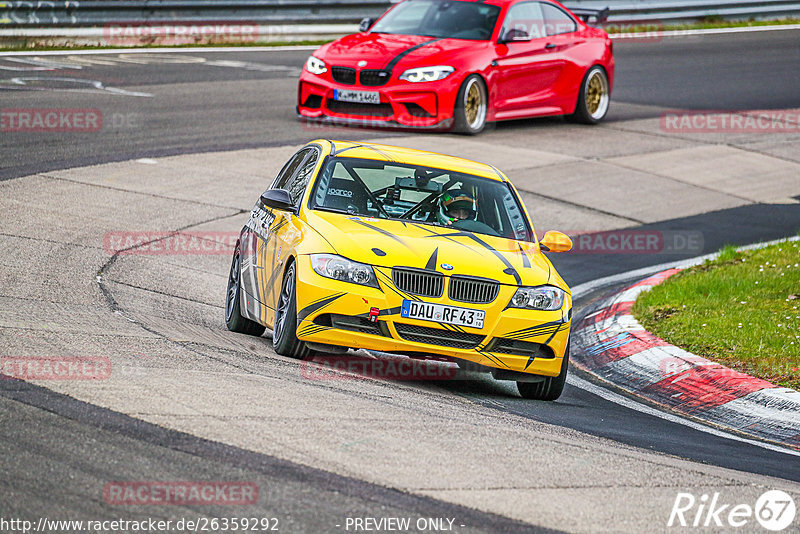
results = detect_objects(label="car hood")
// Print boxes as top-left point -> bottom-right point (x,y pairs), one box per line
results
305,210 -> 553,288
317,32 -> 476,70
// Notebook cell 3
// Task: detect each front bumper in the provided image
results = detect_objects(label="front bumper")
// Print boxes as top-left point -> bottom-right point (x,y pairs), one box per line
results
297,71 -> 462,128
293,256 -> 571,377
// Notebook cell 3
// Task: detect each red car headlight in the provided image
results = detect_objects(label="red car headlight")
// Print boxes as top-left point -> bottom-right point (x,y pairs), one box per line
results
399,66 -> 455,82
305,56 -> 327,75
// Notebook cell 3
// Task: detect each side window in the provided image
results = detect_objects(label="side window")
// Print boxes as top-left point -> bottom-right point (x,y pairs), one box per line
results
500,1 -> 546,41
540,3 -> 576,35
285,151 -> 318,206
271,148 -> 316,206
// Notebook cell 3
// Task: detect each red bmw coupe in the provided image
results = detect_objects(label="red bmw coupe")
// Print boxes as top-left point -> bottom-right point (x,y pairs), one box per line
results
297,0 -> 613,134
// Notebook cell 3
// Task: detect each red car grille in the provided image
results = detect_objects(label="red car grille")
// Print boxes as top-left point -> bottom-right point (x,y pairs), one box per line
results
360,69 -> 390,86
327,100 -> 393,117
331,66 -> 356,85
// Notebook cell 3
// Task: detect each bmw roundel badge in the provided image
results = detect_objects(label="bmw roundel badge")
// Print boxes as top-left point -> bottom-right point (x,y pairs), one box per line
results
440,263 -> 454,271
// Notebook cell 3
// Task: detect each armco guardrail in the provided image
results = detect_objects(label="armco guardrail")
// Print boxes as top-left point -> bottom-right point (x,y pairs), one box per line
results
0,1 -> 391,26
0,0 -> 798,45
2,0 -> 800,26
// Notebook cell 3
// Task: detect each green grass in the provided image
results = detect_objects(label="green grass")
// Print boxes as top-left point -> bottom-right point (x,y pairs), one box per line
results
0,39 -> 331,52
632,238 -> 800,389
604,17 -> 800,34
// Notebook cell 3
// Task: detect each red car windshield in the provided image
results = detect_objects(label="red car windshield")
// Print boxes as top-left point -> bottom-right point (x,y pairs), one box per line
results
371,0 -> 502,41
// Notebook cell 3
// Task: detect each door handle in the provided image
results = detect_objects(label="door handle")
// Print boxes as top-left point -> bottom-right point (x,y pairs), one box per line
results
544,43 -> 556,50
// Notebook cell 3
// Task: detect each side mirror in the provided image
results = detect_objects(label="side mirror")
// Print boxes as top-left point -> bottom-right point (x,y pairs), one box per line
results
359,17 -> 376,32
540,231 -> 572,252
498,27 -> 531,44
260,189 -> 294,211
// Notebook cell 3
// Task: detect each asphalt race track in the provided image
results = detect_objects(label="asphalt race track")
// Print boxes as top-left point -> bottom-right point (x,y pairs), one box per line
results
2,29 -> 800,182
2,29 -> 800,533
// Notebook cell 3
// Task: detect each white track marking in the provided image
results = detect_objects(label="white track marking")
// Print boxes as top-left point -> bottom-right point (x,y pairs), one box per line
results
0,45 -> 321,57
611,23 -> 800,40
567,374 -> 800,457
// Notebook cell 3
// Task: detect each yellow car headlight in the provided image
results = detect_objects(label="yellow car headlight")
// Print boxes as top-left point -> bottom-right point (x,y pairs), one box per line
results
509,286 -> 565,311
310,254 -> 378,288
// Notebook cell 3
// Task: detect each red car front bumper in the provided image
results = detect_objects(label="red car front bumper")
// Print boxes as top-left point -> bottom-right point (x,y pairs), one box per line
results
297,71 -> 463,129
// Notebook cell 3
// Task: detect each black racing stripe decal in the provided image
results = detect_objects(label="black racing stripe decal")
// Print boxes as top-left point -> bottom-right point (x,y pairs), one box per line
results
414,224 -> 521,284
353,219 -> 409,247
503,324 -> 567,342
365,145 -> 396,162
262,247 -> 284,296
298,325 -> 329,337
270,218 -> 289,235
425,247 -> 439,271
503,320 -> 564,337
542,322 -> 566,347
506,321 -> 566,336
384,38 -> 443,73
412,224 -> 476,252
524,326 -> 565,370
460,232 -> 522,285
376,270 -> 421,302
518,244 -> 531,269
297,293 -> 346,323
477,349 -> 509,368
502,321 -> 564,340
331,143 -> 364,156
330,142 -> 395,162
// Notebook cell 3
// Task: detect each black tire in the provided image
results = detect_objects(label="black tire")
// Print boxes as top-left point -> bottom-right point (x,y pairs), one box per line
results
225,239 -> 266,336
517,341 -> 569,401
453,74 -> 488,135
272,262 -> 313,359
569,66 -> 610,125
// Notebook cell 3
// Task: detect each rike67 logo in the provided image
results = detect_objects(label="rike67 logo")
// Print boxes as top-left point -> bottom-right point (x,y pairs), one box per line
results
669,490 -> 796,531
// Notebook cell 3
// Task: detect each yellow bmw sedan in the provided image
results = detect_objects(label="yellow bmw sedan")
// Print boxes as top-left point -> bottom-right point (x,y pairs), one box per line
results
225,140 -> 574,400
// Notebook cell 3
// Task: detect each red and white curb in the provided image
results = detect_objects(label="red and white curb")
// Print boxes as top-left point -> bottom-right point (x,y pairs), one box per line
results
572,268 -> 800,452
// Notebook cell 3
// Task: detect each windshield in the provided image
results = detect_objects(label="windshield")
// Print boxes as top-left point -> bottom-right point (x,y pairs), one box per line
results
309,157 -> 534,242
370,0 -> 501,41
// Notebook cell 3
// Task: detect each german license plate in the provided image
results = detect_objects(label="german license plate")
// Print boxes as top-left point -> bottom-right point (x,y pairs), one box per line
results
333,89 -> 380,104
401,300 -> 485,329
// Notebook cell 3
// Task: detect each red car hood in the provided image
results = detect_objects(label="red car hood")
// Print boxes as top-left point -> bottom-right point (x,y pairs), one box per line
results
317,32 -> 475,71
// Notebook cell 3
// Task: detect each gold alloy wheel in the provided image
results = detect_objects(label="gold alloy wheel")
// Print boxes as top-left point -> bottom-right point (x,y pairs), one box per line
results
585,69 -> 609,119
463,77 -> 486,130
